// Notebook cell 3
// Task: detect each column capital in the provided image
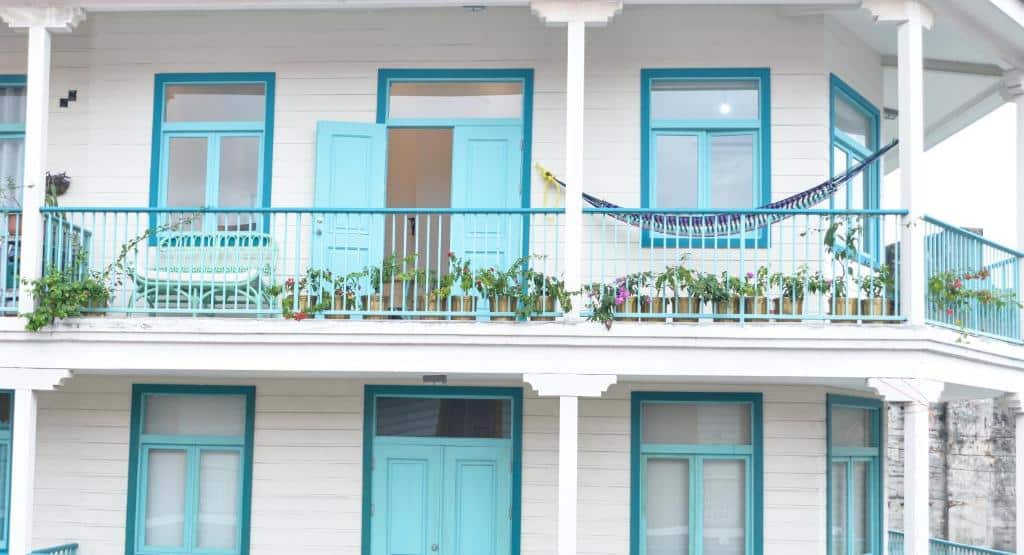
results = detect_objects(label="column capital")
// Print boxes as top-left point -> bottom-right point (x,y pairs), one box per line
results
524,373 -> 616,397
0,7 -> 85,32
0,368 -> 71,391
1004,393 -> 1024,415
530,0 -> 622,26
867,377 -> 944,405
1001,69 -> 1024,102
862,0 -> 934,30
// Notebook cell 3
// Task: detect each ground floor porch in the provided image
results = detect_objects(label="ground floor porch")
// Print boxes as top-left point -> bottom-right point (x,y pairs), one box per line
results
0,367 -> 1014,555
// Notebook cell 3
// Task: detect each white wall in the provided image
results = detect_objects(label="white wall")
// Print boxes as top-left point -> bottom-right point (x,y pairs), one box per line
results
31,375 -> 874,555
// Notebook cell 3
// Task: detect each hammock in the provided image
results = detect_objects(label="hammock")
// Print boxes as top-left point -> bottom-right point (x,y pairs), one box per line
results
538,139 -> 897,237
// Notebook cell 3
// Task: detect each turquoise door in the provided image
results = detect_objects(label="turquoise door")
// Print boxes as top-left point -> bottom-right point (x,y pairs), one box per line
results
312,121 -> 387,277
372,442 -> 512,555
450,125 -> 523,272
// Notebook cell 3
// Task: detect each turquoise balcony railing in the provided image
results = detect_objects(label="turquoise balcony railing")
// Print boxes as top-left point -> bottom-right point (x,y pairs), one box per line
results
924,216 -> 1023,343
2,209 -> 20,315
30,544 -> 79,555
40,207 -> 565,320
889,531 -> 1014,555
582,208 -> 907,323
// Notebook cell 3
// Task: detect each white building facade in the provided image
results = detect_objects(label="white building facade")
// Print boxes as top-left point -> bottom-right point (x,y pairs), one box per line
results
1,2 -> 1024,555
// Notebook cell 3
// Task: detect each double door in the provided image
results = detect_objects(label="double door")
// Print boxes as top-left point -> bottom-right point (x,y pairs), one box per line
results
371,441 -> 512,555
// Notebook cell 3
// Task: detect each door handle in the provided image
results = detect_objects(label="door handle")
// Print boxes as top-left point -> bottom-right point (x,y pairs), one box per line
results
430,544 -> 438,552
408,216 -> 417,237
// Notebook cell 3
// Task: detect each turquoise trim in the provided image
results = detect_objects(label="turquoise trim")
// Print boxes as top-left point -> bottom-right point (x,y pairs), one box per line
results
375,68 -> 535,257
826,394 -> 884,555
641,68 -> 772,249
147,73 -> 275,238
829,75 -> 882,262
0,391 -> 12,553
124,384 -> 256,555
630,392 -> 764,555
361,385 -> 524,555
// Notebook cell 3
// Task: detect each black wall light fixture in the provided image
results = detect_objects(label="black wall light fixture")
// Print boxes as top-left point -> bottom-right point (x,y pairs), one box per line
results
58,90 -> 77,108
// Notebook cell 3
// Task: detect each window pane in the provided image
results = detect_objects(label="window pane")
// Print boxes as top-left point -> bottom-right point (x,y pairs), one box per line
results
165,137 -> 208,208
849,165 -> 865,211
643,403 -> 751,445
655,134 -> 699,208
703,459 -> 745,555
198,450 -> 240,550
375,397 -> 511,438
852,461 -> 871,555
709,134 -> 755,209
0,393 -> 10,429
835,95 -> 873,148
832,146 -> 849,180
0,444 -> 7,542
389,81 -> 523,119
165,84 -> 266,123
0,139 -> 24,208
651,79 -> 759,121
218,136 -> 261,230
831,406 -> 875,447
645,458 -> 689,555
145,449 -> 187,548
144,394 -> 247,437
0,86 -> 26,125
831,462 -> 848,555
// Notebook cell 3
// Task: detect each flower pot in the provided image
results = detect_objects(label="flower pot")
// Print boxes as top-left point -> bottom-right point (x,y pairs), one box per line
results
82,298 -> 108,317
714,298 -> 740,322
859,298 -> 895,323
489,295 -> 517,322
829,296 -> 860,322
614,296 -> 640,321
531,296 -> 557,321
640,296 -> 669,323
771,298 -> 805,321
715,297 -> 768,322
449,295 -> 477,321
326,293 -> 357,320
362,294 -> 391,320
670,296 -> 700,323
5,213 -> 18,236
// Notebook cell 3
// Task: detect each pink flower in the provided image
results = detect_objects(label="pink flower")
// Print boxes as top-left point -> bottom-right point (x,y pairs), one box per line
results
615,286 -> 629,306
292,312 -> 309,321
953,279 -> 963,290
946,308 -> 954,316
285,278 -> 294,288
746,272 -> 755,280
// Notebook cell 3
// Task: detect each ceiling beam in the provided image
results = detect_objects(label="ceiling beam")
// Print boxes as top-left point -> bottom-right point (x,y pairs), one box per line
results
881,56 -> 1006,77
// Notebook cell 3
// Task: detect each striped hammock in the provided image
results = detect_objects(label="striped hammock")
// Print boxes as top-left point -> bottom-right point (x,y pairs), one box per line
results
539,139 -> 897,237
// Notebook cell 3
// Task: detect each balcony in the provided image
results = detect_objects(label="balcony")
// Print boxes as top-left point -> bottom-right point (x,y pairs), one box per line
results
0,205 -> 1012,341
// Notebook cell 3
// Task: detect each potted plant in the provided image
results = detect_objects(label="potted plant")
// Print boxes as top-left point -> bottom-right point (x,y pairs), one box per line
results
364,253 -> 417,319
717,267 -> 770,321
45,172 -> 71,206
928,267 -> 1021,340
328,270 -> 364,320
613,271 -> 652,321
522,268 -> 573,322
282,268 -> 333,320
857,264 -> 895,321
823,220 -> 862,321
769,265 -> 811,319
1,177 -> 19,235
476,258 -> 524,322
652,261 -> 697,322
584,282 -> 618,329
687,272 -> 729,322
429,252 -> 477,320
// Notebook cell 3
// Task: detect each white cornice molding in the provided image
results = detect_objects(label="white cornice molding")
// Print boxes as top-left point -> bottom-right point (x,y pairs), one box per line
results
530,0 -> 622,26
0,7 -> 86,32
524,373 -> 616,397
867,377 -> 944,404
0,368 -> 71,391
1001,69 -> 1024,102
862,0 -> 934,29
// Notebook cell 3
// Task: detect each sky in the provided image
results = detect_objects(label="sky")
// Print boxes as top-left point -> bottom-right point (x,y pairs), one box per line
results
881,103 -> 1018,246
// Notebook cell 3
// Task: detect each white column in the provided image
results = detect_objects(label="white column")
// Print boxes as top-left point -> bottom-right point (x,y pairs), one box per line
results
865,0 -> 933,326
15,25 -> 52,315
558,395 -> 579,555
524,373 -> 617,555
0,9 -> 85,314
868,377 -> 944,555
1002,72 -> 1024,308
8,388 -> 38,555
563,19 -> 585,311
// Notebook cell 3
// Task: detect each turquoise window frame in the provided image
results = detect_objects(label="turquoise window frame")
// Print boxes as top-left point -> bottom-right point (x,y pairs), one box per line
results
630,392 -> 764,555
826,394 -> 883,555
0,76 -> 27,207
641,68 -> 772,249
360,385 -> 524,555
375,68 -> 534,257
124,384 -> 256,555
0,391 -> 12,554
829,75 -> 882,265
147,73 -> 275,235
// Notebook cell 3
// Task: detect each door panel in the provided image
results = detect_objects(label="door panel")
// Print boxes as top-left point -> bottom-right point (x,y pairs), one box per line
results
450,126 -> 522,272
313,121 -> 387,278
371,444 -> 442,555
442,445 -> 512,555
